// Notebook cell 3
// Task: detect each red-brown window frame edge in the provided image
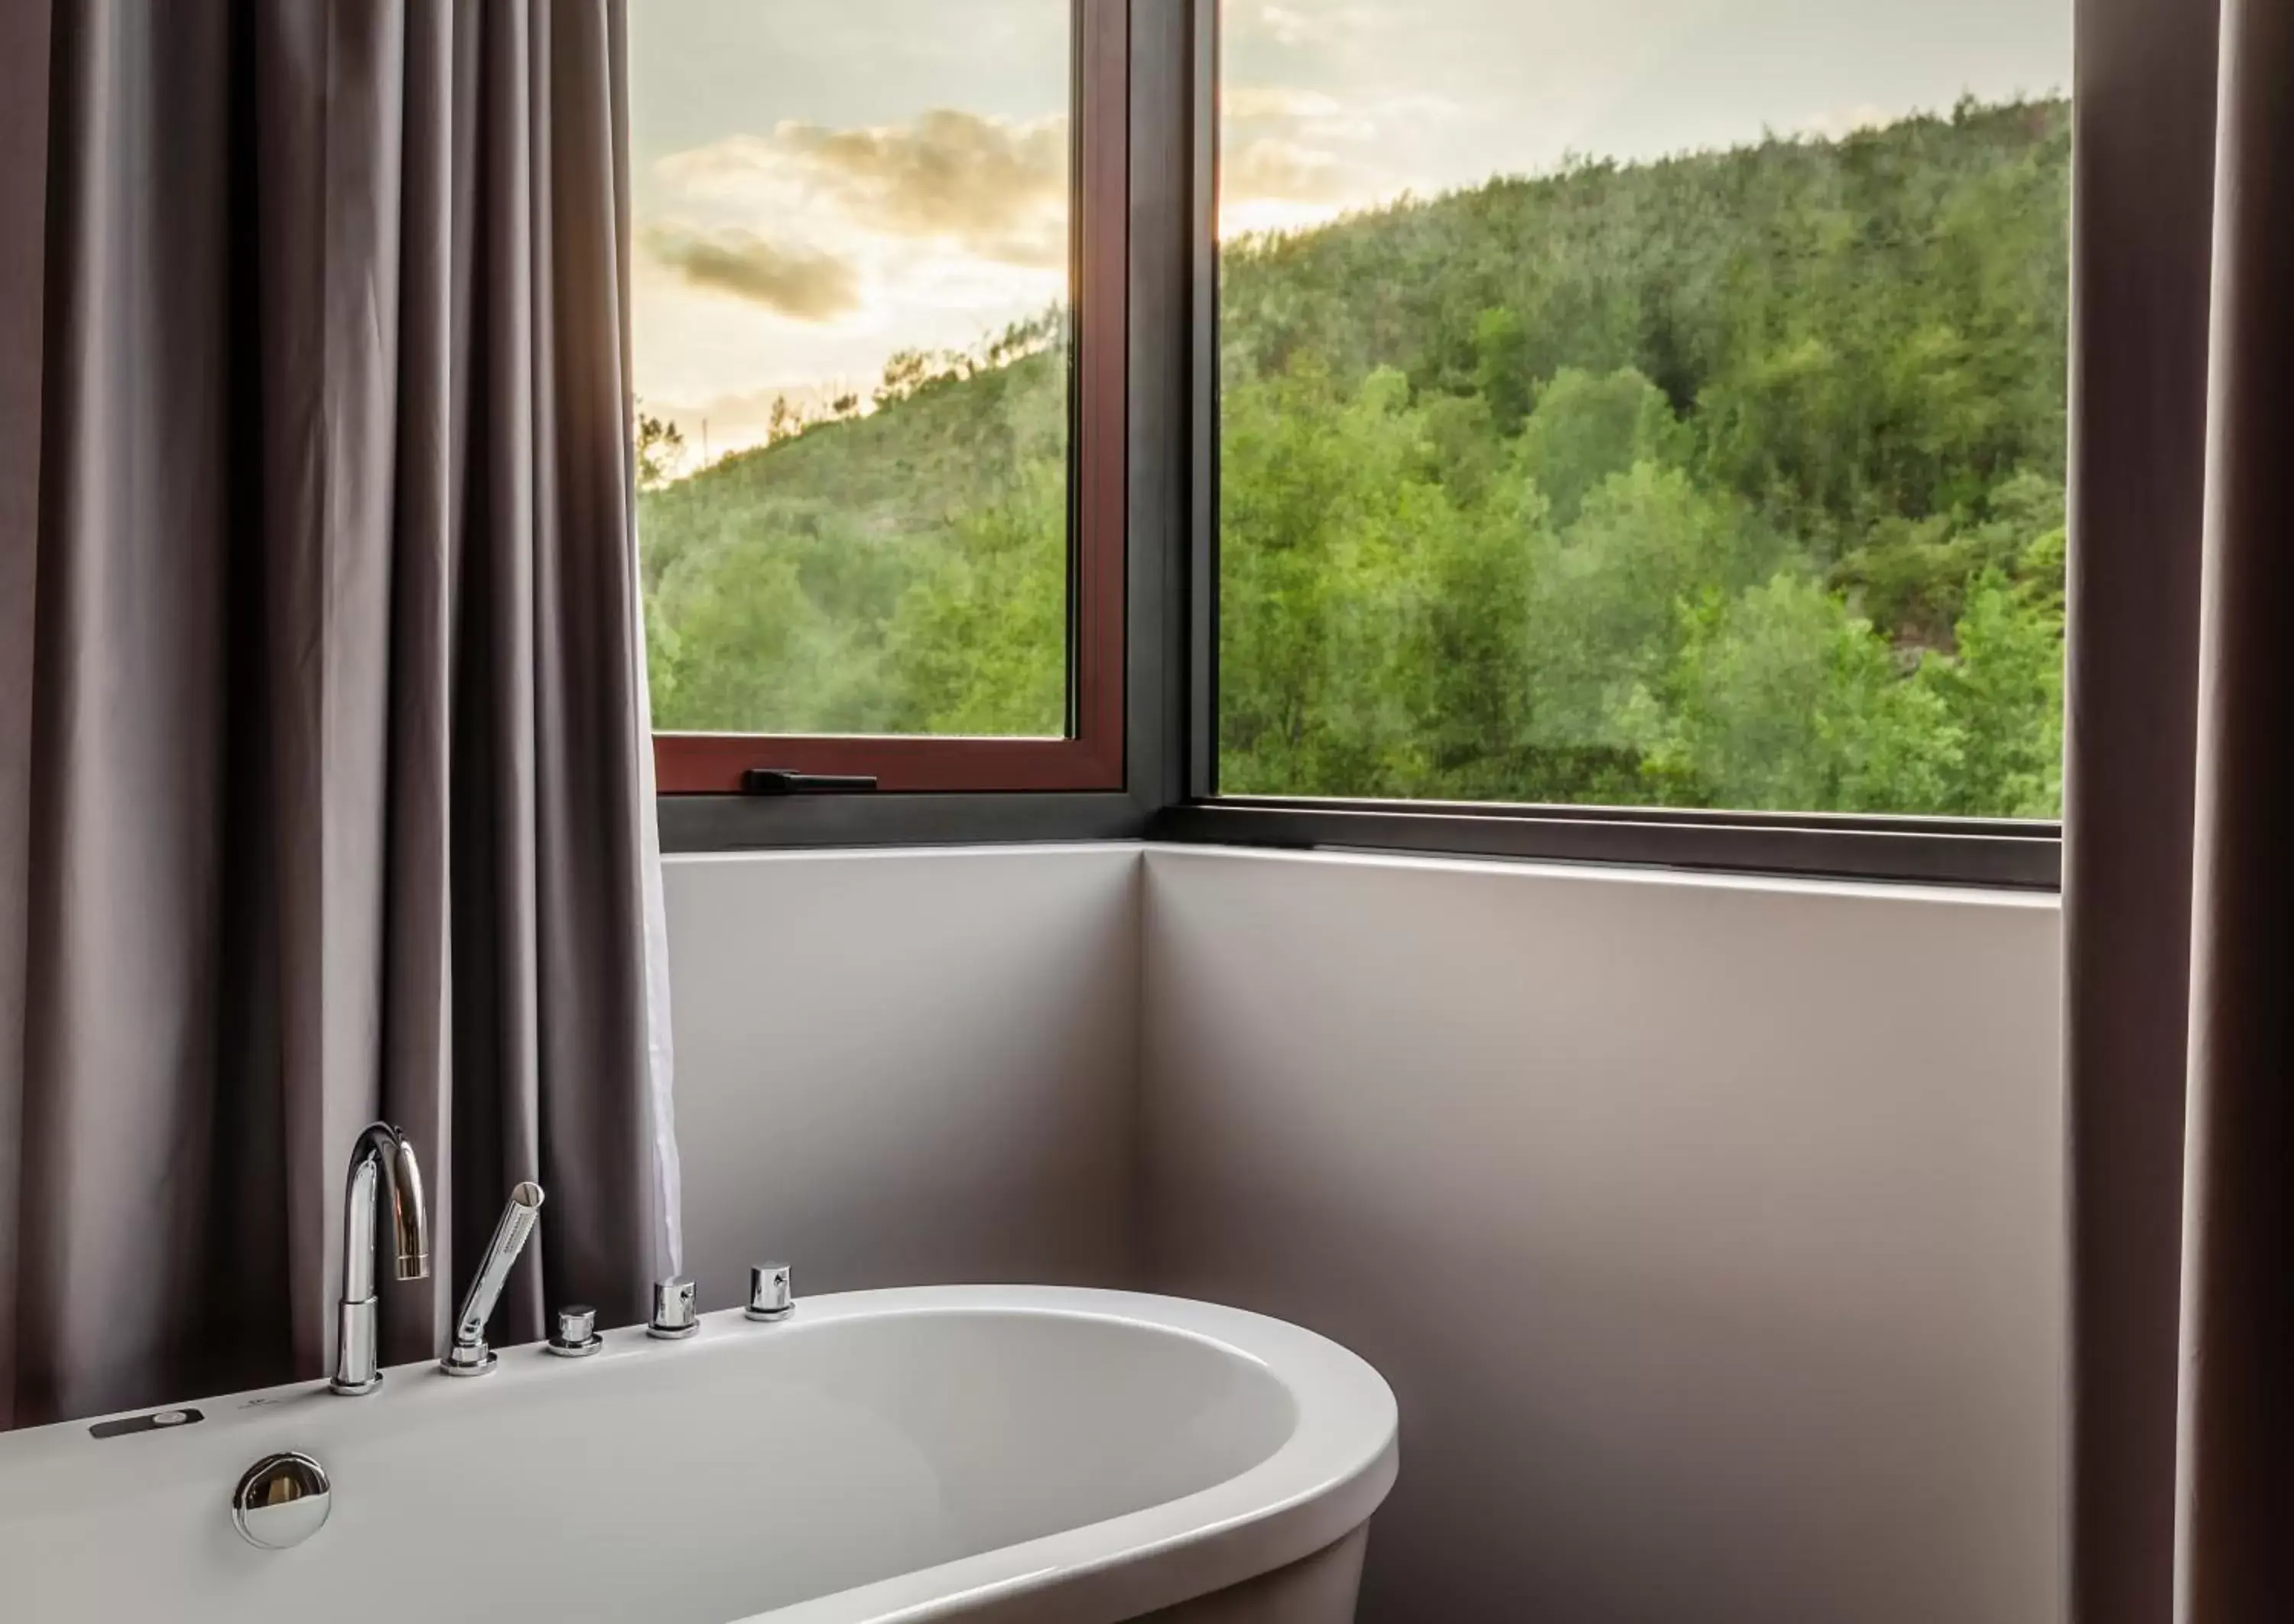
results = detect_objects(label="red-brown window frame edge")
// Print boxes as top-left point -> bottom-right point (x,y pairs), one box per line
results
651,2 -> 1129,797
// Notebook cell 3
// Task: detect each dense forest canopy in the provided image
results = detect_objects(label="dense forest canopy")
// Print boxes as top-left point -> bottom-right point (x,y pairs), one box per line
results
640,96 -> 2070,818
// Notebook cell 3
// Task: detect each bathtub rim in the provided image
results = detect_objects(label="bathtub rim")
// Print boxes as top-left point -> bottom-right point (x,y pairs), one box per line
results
0,1285 -> 1399,1624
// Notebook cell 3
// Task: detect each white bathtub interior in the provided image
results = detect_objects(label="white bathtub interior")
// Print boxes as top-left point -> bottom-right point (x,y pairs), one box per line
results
0,1289 -> 1396,1624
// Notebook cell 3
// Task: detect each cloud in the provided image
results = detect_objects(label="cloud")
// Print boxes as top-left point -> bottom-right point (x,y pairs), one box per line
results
656,109 -> 1069,270
778,109 -> 1067,265
1238,2 -> 1389,51
1226,137 -> 1352,203
1225,85 -> 1345,124
1240,80 -> 1468,145
1257,5 -> 1317,47
643,226 -> 861,320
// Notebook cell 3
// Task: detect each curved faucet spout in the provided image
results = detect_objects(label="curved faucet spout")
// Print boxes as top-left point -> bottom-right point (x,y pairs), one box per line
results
359,1122 -> 431,1286
331,1122 -> 431,1395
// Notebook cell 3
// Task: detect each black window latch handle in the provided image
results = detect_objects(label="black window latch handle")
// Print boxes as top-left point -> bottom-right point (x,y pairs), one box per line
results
740,768 -> 880,797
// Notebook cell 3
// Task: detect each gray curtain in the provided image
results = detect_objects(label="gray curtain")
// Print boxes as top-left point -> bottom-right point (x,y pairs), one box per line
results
2066,0 -> 2292,1619
0,0 -> 681,1429
2170,0 -> 2294,1612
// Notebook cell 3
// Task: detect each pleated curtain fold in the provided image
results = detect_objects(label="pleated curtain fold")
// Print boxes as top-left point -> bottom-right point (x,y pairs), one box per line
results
0,0 -> 679,1429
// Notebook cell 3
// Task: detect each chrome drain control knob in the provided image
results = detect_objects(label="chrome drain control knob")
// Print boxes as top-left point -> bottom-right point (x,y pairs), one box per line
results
747,1262 -> 793,1321
548,1304 -> 603,1357
647,1276 -> 699,1340
232,1452 -> 332,1551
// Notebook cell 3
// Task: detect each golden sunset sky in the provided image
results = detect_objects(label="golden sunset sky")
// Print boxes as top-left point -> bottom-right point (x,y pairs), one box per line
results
628,0 -> 2068,463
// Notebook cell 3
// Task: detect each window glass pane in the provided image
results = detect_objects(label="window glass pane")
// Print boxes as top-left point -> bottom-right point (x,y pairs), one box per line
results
1217,0 -> 2071,817
632,1 -> 1072,738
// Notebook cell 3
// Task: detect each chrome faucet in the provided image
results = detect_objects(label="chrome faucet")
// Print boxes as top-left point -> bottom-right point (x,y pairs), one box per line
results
440,1182 -> 545,1376
330,1122 -> 431,1395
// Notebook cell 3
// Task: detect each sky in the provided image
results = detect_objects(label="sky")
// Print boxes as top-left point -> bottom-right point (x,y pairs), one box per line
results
628,0 -> 2069,463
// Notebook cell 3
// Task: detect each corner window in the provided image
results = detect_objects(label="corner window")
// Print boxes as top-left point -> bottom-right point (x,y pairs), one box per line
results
645,1 -> 2088,885
1210,0 -> 2071,821
632,0 -> 1126,794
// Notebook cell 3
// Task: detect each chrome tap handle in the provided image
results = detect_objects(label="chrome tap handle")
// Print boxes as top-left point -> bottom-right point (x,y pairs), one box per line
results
648,1277 -> 699,1340
548,1304 -> 602,1358
440,1182 -> 544,1376
746,1263 -> 793,1321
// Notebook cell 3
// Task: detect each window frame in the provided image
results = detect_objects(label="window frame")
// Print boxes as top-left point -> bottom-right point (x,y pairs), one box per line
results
649,0 -> 1131,798
660,0 -> 2078,892
1170,0 -> 2063,891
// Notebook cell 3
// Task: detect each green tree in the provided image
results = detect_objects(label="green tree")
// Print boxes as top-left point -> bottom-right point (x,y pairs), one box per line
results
637,98 -> 2071,820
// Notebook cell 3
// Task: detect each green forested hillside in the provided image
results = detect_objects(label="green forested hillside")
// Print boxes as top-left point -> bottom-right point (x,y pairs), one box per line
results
642,96 -> 2070,817
640,323 -> 1071,737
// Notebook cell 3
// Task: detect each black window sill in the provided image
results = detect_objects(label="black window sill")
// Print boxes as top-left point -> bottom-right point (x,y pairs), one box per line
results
1151,801 -> 2060,891
658,791 -> 2060,892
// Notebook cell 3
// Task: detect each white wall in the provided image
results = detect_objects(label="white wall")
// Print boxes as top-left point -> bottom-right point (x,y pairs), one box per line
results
662,845 -> 1144,1314
1138,846 -> 2065,1624
661,843 -> 2066,1624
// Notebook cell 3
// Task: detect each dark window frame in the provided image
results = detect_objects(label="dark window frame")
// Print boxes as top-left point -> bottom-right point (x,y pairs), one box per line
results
651,0 -> 1129,798
660,0 -> 2071,892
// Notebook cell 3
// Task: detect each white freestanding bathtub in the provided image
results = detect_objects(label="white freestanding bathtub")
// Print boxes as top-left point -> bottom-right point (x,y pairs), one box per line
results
0,1286 -> 1398,1622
